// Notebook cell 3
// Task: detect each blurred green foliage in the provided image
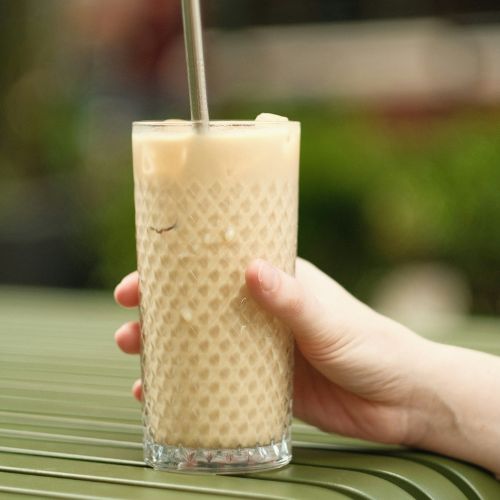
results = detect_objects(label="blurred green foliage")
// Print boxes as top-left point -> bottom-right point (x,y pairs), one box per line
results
294,103 -> 500,312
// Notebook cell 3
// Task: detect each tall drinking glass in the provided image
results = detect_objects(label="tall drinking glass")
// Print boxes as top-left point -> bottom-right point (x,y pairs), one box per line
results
132,119 -> 300,473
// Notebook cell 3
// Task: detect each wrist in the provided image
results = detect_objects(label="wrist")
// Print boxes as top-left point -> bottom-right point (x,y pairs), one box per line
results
403,341 -> 500,475
368,316 -> 453,448
402,341 -> 459,448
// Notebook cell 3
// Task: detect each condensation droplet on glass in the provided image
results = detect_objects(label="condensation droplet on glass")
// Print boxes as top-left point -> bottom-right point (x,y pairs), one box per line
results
142,151 -> 155,175
180,145 -> 187,164
178,251 -> 190,262
203,233 -> 213,245
190,242 -> 200,255
240,297 -> 247,309
224,226 -> 235,242
180,307 -> 192,322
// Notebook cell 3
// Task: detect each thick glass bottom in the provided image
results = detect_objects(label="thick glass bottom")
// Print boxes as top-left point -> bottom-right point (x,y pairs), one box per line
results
144,434 -> 292,474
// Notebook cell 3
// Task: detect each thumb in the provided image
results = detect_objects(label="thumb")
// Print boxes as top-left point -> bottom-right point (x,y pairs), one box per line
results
245,259 -> 333,351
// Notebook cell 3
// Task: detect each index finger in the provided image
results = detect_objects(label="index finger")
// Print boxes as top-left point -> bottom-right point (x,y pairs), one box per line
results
114,271 -> 140,308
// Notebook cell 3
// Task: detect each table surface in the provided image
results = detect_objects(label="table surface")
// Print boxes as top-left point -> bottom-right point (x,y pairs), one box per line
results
0,286 -> 499,499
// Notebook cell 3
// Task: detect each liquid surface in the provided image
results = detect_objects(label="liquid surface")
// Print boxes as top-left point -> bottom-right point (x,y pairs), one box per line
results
133,120 -> 300,449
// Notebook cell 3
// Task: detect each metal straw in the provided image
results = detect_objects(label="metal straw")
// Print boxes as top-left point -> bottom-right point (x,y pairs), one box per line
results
181,0 -> 209,127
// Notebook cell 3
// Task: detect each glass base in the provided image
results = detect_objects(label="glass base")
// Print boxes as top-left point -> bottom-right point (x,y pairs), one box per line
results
144,435 -> 292,474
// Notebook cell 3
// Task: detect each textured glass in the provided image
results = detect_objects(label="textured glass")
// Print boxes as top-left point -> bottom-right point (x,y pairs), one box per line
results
132,121 -> 300,473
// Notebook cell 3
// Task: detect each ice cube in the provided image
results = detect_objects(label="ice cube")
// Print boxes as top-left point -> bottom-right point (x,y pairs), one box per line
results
162,118 -> 189,123
255,113 -> 288,122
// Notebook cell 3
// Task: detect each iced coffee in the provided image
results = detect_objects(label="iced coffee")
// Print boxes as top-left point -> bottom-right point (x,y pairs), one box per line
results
132,114 -> 300,472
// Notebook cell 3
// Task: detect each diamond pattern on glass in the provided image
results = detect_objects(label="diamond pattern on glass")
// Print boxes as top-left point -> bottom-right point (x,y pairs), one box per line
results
135,177 -> 297,450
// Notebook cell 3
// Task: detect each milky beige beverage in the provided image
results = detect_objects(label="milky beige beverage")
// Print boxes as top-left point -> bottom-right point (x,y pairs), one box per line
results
132,115 -> 300,473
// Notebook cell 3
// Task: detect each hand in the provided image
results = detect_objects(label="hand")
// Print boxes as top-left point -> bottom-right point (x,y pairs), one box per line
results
114,258 -> 426,444
245,258 -> 430,446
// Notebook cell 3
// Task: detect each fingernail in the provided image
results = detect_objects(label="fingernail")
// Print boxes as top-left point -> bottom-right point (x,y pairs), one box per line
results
114,280 -> 123,294
122,273 -> 133,284
258,261 -> 279,292
114,277 -> 125,293
117,273 -> 134,290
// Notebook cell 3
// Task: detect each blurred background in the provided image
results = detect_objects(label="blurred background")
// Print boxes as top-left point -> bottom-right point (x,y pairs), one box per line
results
1,0 -> 499,331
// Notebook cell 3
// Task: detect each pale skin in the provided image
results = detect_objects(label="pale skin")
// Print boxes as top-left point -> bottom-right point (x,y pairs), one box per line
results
114,258 -> 500,476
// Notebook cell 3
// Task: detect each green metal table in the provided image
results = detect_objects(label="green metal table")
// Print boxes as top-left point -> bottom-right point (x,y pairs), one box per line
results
0,287 -> 498,499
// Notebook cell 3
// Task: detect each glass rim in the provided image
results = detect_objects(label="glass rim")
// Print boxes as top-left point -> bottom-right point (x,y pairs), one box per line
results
133,120 -> 300,127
